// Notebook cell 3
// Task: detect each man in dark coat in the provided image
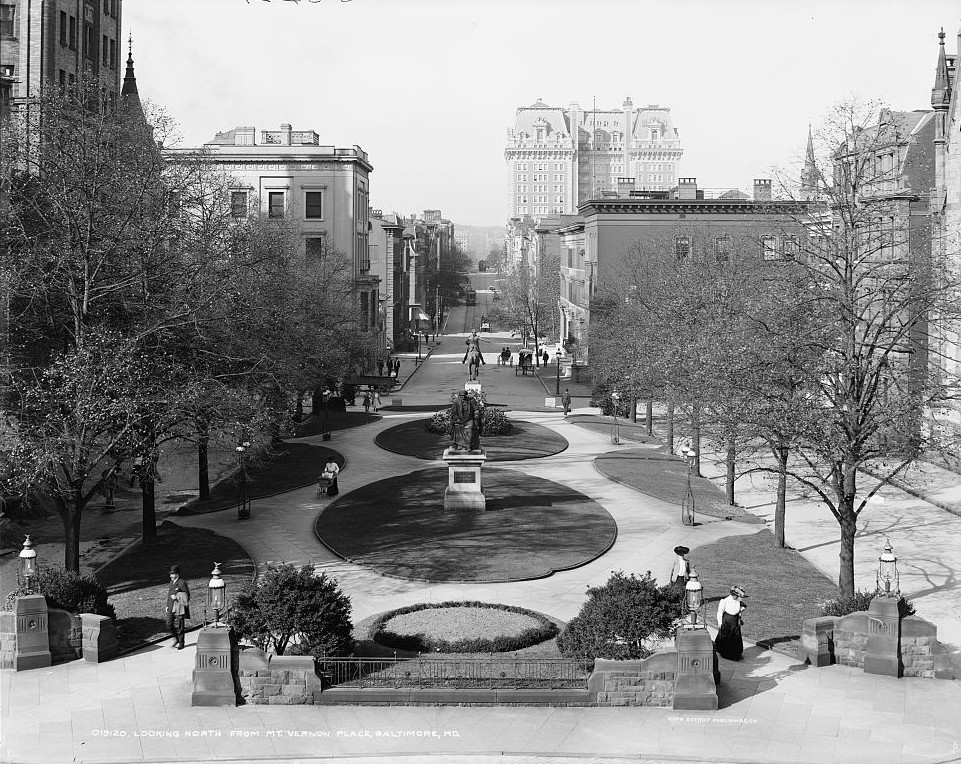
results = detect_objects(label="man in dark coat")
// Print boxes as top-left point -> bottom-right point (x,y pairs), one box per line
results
165,565 -> 190,650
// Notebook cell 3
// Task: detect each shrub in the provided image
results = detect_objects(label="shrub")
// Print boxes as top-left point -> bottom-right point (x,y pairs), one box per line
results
590,384 -> 632,417
2,566 -> 115,620
819,590 -> 916,618
231,563 -> 353,658
426,390 -> 513,437
557,571 -> 683,660
369,600 -> 558,653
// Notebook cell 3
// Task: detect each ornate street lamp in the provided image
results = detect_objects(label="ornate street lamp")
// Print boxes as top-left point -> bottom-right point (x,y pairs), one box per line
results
555,351 -> 562,395
206,562 -> 227,627
18,535 -> 37,591
236,440 -> 251,520
680,445 -> 696,526
610,391 -> 621,445
684,569 -> 705,629
876,538 -> 900,597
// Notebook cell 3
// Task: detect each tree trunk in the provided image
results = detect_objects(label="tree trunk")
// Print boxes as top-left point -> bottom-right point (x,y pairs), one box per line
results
646,399 -> 653,436
666,402 -> 675,452
692,405 -> 701,477
59,493 -> 83,572
774,445 -> 789,548
630,396 -> 637,423
294,392 -> 304,422
198,424 -> 210,502
838,504 -> 857,598
142,474 -> 157,543
726,440 -> 736,506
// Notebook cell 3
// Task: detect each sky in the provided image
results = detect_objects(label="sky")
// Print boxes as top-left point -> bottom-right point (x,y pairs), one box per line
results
125,0 -> 959,226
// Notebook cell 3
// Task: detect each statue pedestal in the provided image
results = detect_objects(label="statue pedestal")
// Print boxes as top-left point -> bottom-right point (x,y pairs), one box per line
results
443,448 -> 487,512
864,597 -> 901,677
465,380 -> 481,394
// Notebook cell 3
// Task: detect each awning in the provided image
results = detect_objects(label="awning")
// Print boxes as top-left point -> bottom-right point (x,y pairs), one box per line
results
412,309 -> 430,322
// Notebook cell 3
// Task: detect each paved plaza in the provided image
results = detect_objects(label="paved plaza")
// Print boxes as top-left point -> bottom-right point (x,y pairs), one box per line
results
2,330 -> 961,764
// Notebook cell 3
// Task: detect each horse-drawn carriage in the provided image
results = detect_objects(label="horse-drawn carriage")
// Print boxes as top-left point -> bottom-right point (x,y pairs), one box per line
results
515,348 -> 535,376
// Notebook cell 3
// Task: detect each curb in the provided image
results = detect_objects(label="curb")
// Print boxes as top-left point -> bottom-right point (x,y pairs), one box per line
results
393,343 -> 439,392
860,466 -> 961,519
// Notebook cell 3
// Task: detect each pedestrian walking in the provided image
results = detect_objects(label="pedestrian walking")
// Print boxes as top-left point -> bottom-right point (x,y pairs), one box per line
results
394,358 -> 401,378
669,545 -> 691,585
129,455 -> 143,487
542,349 -> 550,366
320,456 -> 340,497
377,358 -> 384,376
373,389 -> 382,412
715,585 -> 748,661
561,388 -> 572,416
363,390 -> 372,413
165,565 -> 190,650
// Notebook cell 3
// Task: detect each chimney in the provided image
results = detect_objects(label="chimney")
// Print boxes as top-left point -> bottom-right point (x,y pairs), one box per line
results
280,123 -> 292,145
617,177 -> 636,196
753,179 -> 772,201
678,178 -> 698,200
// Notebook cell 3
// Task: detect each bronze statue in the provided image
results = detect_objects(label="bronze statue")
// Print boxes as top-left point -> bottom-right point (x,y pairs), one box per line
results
449,390 -> 482,452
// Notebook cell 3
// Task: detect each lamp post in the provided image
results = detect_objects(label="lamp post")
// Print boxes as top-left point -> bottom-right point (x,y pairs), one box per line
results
610,391 -> 621,445
206,562 -> 227,627
555,351 -> 562,395
416,332 -> 422,364
18,535 -> 37,591
684,569 -> 705,629
876,538 -> 900,597
236,440 -> 251,520
681,445 -> 696,526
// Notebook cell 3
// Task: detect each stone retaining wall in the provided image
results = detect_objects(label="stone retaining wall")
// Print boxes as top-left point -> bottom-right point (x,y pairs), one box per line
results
588,654 -> 676,707
0,612 -> 14,670
0,607 -> 81,667
238,648 -> 322,705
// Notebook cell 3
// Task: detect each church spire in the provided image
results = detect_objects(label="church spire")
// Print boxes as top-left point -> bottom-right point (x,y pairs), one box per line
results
932,28 -> 952,109
118,33 -> 146,126
801,124 -> 819,200
121,33 -> 139,97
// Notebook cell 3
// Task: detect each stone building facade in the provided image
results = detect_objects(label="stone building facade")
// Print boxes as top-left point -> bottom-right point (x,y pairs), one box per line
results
505,97 -> 682,220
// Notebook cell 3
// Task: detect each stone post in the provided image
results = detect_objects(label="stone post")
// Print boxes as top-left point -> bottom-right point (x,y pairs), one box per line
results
191,627 -> 237,706
442,448 -> 487,512
673,629 -> 718,710
799,616 -> 836,667
13,594 -> 51,671
863,597 -> 901,677
81,614 -> 118,663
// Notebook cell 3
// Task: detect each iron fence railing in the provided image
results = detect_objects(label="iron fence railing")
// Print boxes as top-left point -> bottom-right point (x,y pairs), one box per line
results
316,656 -> 594,690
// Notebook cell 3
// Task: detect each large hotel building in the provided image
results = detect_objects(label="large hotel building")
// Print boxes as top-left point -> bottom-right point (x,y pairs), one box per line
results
504,97 -> 683,220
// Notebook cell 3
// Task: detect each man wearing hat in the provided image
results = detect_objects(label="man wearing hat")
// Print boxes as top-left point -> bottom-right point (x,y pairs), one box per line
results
715,585 -> 748,660
670,545 -> 691,586
165,565 -> 191,650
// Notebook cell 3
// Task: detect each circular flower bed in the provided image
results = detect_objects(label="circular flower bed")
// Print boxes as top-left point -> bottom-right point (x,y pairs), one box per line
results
425,389 -> 513,436
370,601 -> 558,653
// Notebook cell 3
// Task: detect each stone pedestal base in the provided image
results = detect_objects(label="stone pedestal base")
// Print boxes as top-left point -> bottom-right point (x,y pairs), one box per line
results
799,616 -> 835,667
673,629 -> 719,710
464,381 -> 481,394
192,628 -> 237,706
864,597 -> 901,677
13,595 -> 51,672
81,613 -> 118,663
443,448 -> 487,512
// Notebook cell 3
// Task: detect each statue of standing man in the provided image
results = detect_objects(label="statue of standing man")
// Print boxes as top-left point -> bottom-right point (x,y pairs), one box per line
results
449,390 -> 482,452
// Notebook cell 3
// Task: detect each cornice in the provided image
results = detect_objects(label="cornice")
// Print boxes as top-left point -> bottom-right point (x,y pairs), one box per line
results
578,199 -> 815,216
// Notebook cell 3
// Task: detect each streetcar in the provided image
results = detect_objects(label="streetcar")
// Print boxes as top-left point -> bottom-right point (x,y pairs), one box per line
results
465,287 -> 476,306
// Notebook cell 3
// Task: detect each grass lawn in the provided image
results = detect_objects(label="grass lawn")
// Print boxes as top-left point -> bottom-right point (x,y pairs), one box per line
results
95,521 -> 256,652
316,467 -> 615,582
292,410 -> 380,437
693,529 -> 839,654
570,414 -> 660,444
375,418 -> 568,461
177,441 -> 343,515
595,447 -> 761,523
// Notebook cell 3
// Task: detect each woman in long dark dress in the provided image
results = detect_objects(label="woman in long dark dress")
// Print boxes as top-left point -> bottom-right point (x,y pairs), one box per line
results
715,586 -> 747,660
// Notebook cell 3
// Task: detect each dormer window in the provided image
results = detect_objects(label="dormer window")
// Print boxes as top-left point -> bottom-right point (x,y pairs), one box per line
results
650,129 -> 660,141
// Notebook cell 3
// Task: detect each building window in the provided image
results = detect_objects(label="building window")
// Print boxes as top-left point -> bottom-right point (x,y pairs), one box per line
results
60,11 -> 69,45
675,235 -> 691,259
714,236 -> 731,261
360,291 -> 369,332
305,237 -> 326,263
103,0 -> 109,13
102,34 -> 109,65
268,192 -> 285,219
83,23 -> 94,59
761,236 -> 778,261
69,16 -> 77,49
0,4 -> 13,37
782,237 -> 798,260
304,191 -> 323,219
230,191 -> 248,218
110,38 -> 116,67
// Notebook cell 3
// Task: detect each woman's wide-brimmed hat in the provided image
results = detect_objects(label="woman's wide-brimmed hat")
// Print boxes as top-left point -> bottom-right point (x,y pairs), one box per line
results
674,545 -> 690,556
731,585 -> 747,597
